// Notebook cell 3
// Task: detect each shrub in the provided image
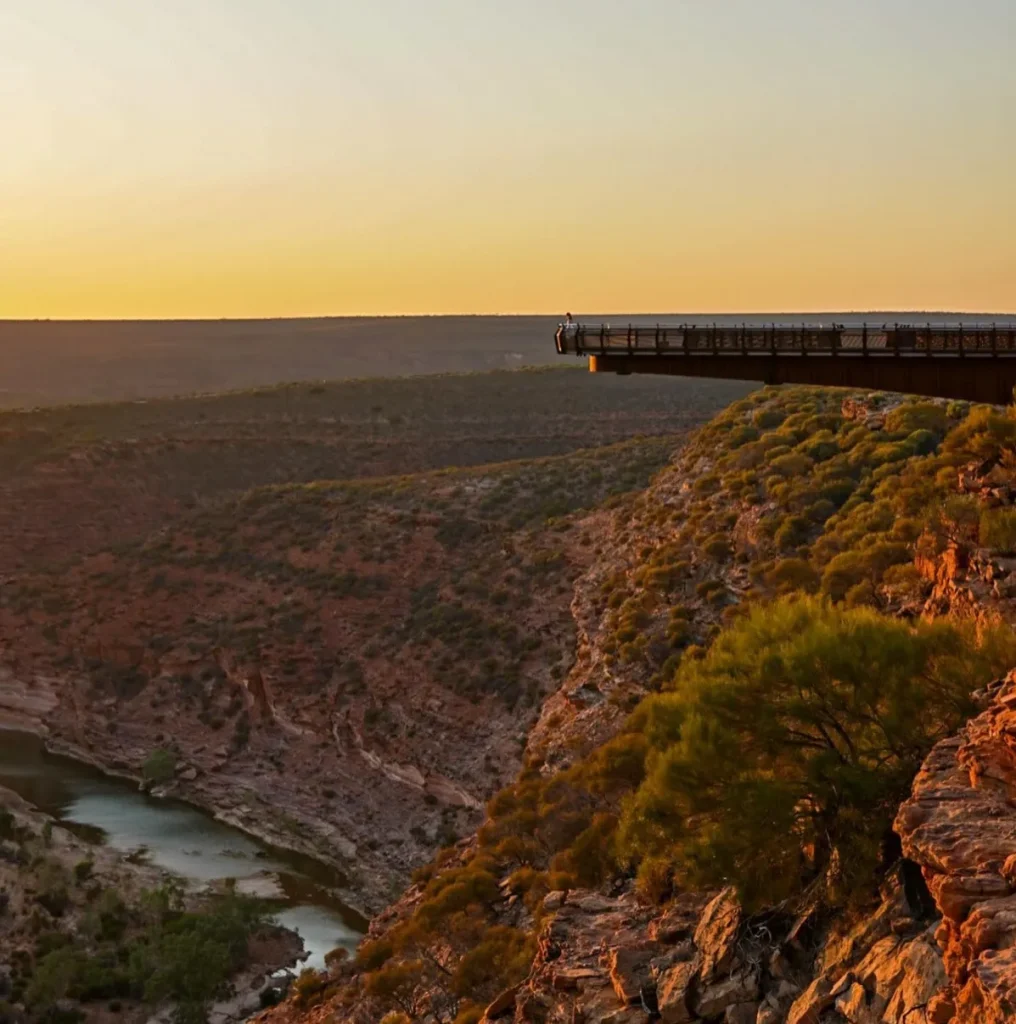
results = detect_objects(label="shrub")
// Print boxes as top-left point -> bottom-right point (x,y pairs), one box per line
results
142,748 -> 176,785
820,551 -> 868,602
616,597 -> 1016,910
753,408 -> 785,429
702,534 -> 731,560
980,508 -> 1016,555
764,558 -> 819,594
906,429 -> 938,456
940,495 -> 980,537
292,968 -> 329,1009
806,499 -> 837,524
769,453 -> 814,478
819,478 -> 856,508
885,402 -> 948,437
844,579 -> 877,607
774,515 -> 810,551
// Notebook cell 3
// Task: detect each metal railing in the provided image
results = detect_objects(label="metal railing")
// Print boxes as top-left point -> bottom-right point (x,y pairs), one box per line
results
555,322 -> 1016,359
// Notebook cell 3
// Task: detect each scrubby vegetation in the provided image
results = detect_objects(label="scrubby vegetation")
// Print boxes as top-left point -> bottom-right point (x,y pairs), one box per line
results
329,387 -> 1016,1020
0,367 -> 748,575
617,598 -> 1015,909
339,598 -> 1012,1018
0,802 -> 278,1024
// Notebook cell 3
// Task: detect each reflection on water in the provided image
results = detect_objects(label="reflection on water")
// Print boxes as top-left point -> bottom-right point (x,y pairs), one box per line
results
0,730 -> 365,969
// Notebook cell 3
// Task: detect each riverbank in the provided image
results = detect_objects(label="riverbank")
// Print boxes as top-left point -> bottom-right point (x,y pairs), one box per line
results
0,782 -> 304,1024
0,730 -> 365,971
0,693 -> 373,920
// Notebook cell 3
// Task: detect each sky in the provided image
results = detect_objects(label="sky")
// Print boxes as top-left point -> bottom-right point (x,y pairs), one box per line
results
1,0 -> 1014,319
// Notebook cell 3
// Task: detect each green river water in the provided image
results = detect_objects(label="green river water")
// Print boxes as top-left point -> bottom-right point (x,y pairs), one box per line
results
0,730 -> 366,971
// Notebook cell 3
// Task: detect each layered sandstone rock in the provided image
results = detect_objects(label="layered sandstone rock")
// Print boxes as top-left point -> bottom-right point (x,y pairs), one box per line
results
896,672 -> 1016,1022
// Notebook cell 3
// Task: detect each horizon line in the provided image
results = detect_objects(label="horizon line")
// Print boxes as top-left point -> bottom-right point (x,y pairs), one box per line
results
4,308 -> 1016,325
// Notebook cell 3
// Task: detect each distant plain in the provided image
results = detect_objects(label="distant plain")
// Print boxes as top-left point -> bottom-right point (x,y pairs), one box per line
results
1,313 -> 1004,408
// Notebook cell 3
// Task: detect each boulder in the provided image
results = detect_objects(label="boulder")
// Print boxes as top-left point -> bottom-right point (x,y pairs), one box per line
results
882,935 -> 947,1023
543,890 -> 567,912
786,976 -> 835,1024
694,887 -> 742,980
723,1004 -> 758,1024
570,893 -> 619,914
595,1010 -> 649,1024
693,972 -> 759,1019
552,967 -> 603,991
609,945 -> 658,1005
657,960 -> 696,1024
834,981 -> 880,1024
481,982 -> 521,1021
650,892 -> 712,943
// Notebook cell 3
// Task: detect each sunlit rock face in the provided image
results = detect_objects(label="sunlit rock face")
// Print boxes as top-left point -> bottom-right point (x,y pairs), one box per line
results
896,670 -> 1016,1023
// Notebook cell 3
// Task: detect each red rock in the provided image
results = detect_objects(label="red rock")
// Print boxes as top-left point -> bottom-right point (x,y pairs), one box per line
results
608,945 -> 658,1005
786,976 -> 835,1024
926,992 -> 956,1023
693,887 -> 742,980
656,960 -> 696,1024
693,972 -> 759,1019
896,682 -> 1016,1020
722,1003 -> 758,1024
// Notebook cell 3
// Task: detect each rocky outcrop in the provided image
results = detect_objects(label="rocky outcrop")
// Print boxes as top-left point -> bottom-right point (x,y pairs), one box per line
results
896,671 -> 1016,1022
0,666 -> 59,730
479,866 -> 943,1024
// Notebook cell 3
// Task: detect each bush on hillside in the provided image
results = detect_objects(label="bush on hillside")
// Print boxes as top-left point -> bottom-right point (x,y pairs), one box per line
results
884,402 -> 949,437
616,597 -> 1016,910
142,747 -> 176,785
764,558 -> 819,594
981,508 -> 1016,555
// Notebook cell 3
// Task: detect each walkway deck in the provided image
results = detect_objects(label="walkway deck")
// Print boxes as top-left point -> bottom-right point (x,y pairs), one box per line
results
555,322 -> 1016,404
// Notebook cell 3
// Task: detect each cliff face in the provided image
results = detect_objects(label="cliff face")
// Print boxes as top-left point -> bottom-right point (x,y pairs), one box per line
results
896,671 -> 1016,1023
253,390 -> 1016,1024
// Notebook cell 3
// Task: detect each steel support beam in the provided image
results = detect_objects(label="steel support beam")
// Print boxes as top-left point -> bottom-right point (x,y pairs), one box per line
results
588,354 -> 1016,405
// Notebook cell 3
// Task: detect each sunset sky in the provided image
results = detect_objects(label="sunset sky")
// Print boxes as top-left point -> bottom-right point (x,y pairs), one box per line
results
2,0 -> 1014,319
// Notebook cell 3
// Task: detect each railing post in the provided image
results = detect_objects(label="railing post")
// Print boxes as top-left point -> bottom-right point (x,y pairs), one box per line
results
993,323 -> 998,357
770,323 -> 777,358
893,324 -> 900,357
831,325 -> 838,357
683,325 -> 690,356
627,324 -> 633,355
599,325 -> 606,355
926,322 -> 932,358
958,322 -> 964,358
655,323 -> 660,353
862,323 -> 868,356
712,322 -> 718,356
741,322 -> 748,357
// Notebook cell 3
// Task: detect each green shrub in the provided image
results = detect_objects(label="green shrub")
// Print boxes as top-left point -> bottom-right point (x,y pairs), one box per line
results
821,551 -> 868,602
142,748 -> 176,785
885,402 -> 948,437
941,495 -> 980,536
616,597 -> 1016,910
906,429 -> 938,456
774,515 -> 810,551
753,408 -> 785,429
764,558 -> 819,594
703,534 -> 732,560
980,508 -> 1016,554
801,500 -> 833,525
769,453 -> 814,478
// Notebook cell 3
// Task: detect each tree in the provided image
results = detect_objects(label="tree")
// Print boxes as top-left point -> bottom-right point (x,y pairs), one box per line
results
617,596 -> 1016,910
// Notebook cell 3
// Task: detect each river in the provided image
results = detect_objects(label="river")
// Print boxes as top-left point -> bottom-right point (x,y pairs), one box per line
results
0,730 -> 366,970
